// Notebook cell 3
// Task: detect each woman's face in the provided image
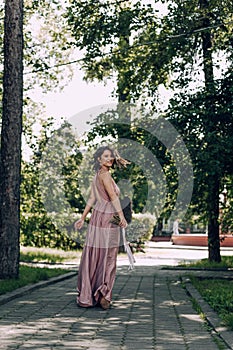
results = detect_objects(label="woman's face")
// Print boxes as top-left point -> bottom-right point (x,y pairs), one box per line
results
99,150 -> 114,168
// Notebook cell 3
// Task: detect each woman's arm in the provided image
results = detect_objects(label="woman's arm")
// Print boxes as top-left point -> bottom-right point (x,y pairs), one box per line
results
74,181 -> 96,230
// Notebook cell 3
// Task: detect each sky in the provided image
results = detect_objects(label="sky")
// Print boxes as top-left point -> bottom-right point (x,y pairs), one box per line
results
30,70 -> 118,122
28,69 -> 172,143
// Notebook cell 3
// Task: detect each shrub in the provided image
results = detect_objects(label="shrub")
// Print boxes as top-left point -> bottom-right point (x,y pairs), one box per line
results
126,212 -> 155,252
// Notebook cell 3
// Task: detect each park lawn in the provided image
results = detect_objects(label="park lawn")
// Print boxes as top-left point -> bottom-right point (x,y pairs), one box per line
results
20,245 -> 81,263
190,276 -> 233,330
0,247 -> 80,296
180,255 -> 233,269
179,256 -> 233,330
0,265 -> 70,295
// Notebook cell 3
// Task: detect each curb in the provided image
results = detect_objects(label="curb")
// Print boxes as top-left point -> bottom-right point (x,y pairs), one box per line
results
0,271 -> 77,306
182,276 -> 233,350
148,241 -> 233,251
162,266 -> 233,272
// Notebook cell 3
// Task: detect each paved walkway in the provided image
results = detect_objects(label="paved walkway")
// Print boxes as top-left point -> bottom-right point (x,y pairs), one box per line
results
0,244 -> 233,350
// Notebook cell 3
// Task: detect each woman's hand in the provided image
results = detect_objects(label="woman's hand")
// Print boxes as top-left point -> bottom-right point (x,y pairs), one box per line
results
74,218 -> 84,230
119,216 -> 128,229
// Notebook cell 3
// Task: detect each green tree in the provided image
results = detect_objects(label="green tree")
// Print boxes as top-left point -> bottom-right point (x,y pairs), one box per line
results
0,1 -> 75,93
66,0 -> 171,103
66,0 -> 195,236
161,0 -> 233,261
65,0 -> 176,226
21,118 -> 84,250
23,0 -> 74,92
0,1 -> 93,258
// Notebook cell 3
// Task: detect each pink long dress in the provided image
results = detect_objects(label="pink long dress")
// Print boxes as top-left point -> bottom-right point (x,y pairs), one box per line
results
77,171 -> 120,307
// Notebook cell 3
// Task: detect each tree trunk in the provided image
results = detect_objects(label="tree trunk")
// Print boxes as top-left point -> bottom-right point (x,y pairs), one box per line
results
0,0 -> 24,278
207,178 -> 221,262
116,5 -> 131,140
117,3 -> 131,104
199,0 -> 221,262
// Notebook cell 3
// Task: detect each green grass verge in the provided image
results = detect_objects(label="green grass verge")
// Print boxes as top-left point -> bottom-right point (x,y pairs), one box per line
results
190,276 -> 233,330
20,251 -> 68,263
180,256 -> 233,330
0,265 -> 70,296
0,246 -> 79,296
20,246 -> 80,263
179,255 -> 233,269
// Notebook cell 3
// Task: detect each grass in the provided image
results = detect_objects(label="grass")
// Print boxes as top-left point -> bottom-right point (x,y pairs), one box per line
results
189,295 -> 228,350
179,256 -> 233,330
0,246 -> 80,296
0,265 -> 70,295
20,245 -> 81,263
179,255 -> 233,269
190,276 -> 233,330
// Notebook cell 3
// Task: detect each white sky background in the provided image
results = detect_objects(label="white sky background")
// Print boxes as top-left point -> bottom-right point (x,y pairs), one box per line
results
29,70 -> 117,120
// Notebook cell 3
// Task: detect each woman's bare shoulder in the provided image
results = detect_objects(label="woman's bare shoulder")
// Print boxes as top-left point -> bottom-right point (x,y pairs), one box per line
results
98,170 -> 112,177
98,171 -> 113,183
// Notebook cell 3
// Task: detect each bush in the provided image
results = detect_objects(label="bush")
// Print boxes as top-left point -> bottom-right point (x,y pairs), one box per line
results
126,212 -> 155,252
20,212 -> 80,251
20,211 -> 155,253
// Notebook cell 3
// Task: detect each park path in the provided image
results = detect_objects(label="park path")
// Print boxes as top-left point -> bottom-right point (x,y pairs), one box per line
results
0,263 -> 232,350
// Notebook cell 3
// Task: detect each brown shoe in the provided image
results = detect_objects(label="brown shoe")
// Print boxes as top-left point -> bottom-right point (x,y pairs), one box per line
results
100,296 -> 110,310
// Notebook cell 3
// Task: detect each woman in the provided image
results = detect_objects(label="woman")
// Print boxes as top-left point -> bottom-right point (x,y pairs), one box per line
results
74,146 -> 129,310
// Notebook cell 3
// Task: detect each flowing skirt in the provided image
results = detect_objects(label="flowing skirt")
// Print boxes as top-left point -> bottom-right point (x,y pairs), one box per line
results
77,208 -> 120,307
77,245 -> 119,307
